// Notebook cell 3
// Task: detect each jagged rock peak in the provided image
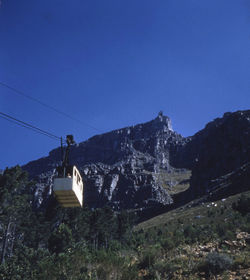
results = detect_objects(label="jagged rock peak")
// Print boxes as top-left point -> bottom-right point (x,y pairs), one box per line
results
105,111 -> 174,140
155,111 -> 173,131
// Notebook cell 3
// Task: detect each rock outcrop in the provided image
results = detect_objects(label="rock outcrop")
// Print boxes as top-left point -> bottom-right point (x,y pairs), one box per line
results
184,110 -> 250,198
24,112 -> 188,210
23,110 -> 250,212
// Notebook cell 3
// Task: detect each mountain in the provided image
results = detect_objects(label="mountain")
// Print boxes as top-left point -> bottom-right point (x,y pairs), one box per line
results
175,110 -> 250,201
2,110 -> 249,279
23,110 -> 250,213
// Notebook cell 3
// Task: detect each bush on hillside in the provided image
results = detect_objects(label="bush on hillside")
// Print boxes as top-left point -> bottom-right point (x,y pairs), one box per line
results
198,252 -> 233,276
232,194 -> 250,216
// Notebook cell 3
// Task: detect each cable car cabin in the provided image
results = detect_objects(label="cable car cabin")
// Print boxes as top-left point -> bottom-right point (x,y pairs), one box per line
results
53,166 -> 83,207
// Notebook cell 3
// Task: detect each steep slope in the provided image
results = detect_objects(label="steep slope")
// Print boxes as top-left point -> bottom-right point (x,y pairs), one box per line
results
178,110 -> 250,199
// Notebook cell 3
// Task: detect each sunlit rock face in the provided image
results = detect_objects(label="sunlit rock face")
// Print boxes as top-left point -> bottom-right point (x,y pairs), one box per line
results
24,110 -> 250,211
32,169 -> 56,210
24,112 -> 187,210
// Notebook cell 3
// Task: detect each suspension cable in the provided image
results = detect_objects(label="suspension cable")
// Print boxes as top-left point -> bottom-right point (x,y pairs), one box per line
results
0,81 -> 102,133
0,111 -> 62,141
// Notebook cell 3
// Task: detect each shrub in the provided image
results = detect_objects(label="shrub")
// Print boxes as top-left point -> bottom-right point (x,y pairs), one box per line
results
199,252 -> 233,276
120,265 -> 138,280
233,253 -> 250,269
138,245 -> 161,269
232,194 -> 250,216
172,229 -> 184,246
184,225 -> 200,243
153,260 -> 179,278
161,237 -> 175,250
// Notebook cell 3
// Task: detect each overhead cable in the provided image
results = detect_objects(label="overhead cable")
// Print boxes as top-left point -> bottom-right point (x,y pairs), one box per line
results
0,111 -> 62,141
0,81 -> 102,133
1,112 -> 133,153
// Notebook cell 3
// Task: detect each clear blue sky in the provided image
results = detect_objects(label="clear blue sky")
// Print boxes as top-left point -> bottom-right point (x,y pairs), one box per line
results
0,0 -> 249,169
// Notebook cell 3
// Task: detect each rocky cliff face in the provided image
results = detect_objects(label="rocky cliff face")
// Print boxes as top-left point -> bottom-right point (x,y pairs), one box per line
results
182,110 -> 250,198
23,110 -> 250,212
24,112 -> 188,210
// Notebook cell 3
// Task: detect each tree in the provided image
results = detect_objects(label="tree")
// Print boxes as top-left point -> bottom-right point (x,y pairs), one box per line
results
48,223 -> 73,254
89,207 -> 118,249
0,166 -> 33,264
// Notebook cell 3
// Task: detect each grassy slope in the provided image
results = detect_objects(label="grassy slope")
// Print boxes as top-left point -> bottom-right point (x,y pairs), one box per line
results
136,190 -> 250,231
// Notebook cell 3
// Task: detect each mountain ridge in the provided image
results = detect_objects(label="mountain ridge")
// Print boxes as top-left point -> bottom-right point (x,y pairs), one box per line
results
23,110 -> 250,214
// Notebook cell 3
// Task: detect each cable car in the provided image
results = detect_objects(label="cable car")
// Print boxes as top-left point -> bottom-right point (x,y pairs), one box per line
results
53,135 -> 83,207
54,165 -> 83,207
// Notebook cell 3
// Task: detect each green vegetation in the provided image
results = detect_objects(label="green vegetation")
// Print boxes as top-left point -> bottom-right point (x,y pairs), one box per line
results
0,166 -> 250,279
154,169 -> 191,195
232,194 -> 250,216
198,252 -> 233,277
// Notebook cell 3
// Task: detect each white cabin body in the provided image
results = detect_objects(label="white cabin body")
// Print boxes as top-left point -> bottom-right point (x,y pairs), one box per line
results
53,166 -> 83,207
